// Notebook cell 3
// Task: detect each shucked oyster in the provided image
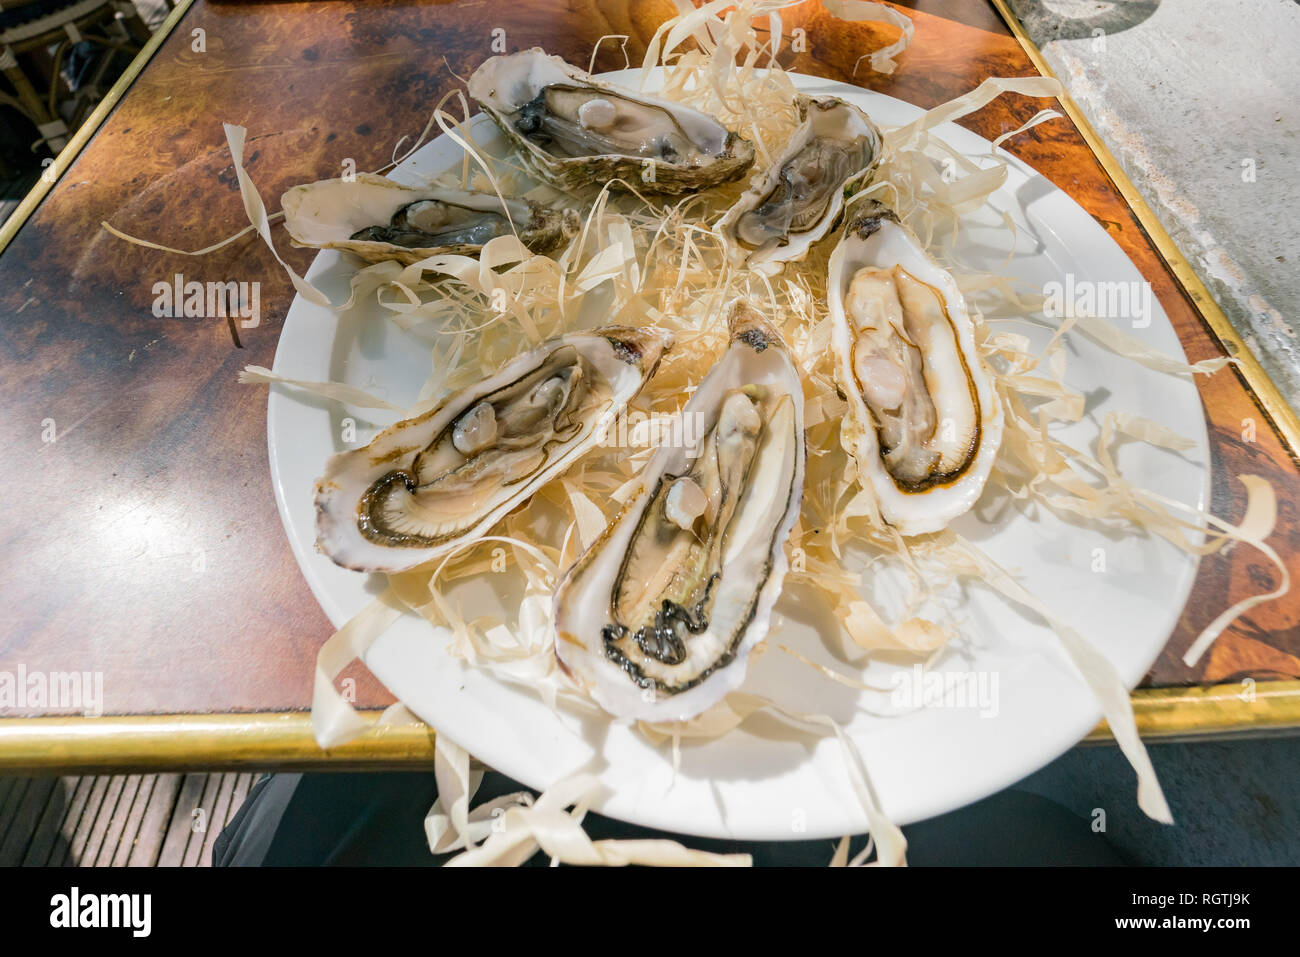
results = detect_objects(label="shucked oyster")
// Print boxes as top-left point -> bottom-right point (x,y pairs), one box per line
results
718,96 -> 882,273
281,173 -> 573,266
315,327 -> 671,573
468,48 -> 755,195
828,202 -> 1002,535
554,302 -> 805,722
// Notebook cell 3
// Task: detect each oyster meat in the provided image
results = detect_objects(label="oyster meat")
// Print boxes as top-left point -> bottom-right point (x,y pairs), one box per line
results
315,327 -> 671,573
281,172 -> 573,266
468,48 -> 755,195
828,202 -> 1003,534
718,95 -> 882,273
554,302 -> 805,722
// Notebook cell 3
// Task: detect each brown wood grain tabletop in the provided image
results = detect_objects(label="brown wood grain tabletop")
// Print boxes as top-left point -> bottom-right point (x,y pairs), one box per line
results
1,0 -> 1297,726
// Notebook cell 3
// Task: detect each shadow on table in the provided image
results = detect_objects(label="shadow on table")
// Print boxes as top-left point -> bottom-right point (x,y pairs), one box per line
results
214,770 -> 1124,866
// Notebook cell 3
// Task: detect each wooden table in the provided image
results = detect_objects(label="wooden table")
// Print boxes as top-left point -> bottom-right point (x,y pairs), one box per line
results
2,0 -> 1298,773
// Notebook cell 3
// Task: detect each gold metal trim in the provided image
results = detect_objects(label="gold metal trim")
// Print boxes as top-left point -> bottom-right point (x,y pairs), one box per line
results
0,712 -> 437,774
1092,680 -> 1300,742
988,0 -> 1300,462
0,0 -> 197,256
2,681 -> 1297,773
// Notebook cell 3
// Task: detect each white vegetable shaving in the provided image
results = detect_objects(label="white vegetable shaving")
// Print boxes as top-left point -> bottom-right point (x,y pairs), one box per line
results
444,772 -> 751,867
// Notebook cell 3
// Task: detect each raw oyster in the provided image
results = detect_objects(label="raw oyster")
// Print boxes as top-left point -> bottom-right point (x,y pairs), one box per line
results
281,172 -> 573,266
719,95 -> 882,273
554,302 -> 805,722
828,202 -> 1002,534
468,48 -> 755,195
315,327 -> 671,573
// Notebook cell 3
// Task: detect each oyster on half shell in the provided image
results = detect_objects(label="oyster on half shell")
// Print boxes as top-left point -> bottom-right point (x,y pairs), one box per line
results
281,173 -> 574,266
718,95 -> 883,273
553,302 -> 805,723
468,48 -> 755,195
828,202 -> 1003,535
315,327 -> 671,573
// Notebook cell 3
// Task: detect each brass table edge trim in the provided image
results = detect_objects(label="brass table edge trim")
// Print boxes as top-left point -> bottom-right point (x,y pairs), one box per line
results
1,682 -> 1297,772
988,0 -> 1300,462
0,0 -> 198,256
0,710 -> 438,773
1086,679 -> 1300,742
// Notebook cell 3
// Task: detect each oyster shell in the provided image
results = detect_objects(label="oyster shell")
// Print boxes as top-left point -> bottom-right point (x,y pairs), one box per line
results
281,172 -> 573,266
468,48 -> 755,195
554,302 -> 805,722
718,95 -> 882,273
828,202 -> 1003,534
315,327 -> 671,573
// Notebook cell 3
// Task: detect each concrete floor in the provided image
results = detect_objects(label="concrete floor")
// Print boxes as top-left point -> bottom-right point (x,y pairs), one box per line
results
1010,0 -> 1300,406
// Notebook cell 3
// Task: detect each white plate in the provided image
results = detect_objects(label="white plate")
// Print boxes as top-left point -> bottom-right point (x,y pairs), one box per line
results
268,71 -> 1208,841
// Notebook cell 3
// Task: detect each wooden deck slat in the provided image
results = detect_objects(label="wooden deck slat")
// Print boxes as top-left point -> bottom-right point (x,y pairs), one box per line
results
80,775 -> 127,866
127,773 -> 182,867
1,771 -> 262,867
62,774 -> 112,866
112,774 -> 156,867
199,772 -> 237,867
0,777 -> 31,848
94,773 -> 142,866
50,775 -> 96,867
23,777 -> 79,866
157,773 -> 209,867
182,773 -> 223,868
0,777 -> 17,821
0,776 -> 56,865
